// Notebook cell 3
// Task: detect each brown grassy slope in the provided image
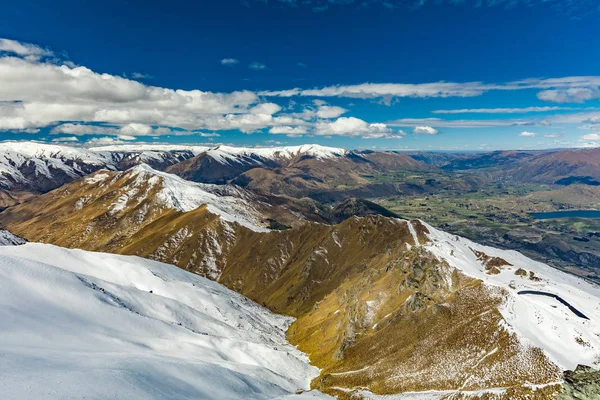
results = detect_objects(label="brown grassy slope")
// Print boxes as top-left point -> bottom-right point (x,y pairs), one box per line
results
288,248 -> 560,398
231,153 -> 437,202
0,189 -> 37,210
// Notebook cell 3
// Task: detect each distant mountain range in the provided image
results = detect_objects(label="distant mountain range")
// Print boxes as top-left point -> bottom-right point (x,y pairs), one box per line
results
414,148 -> 600,185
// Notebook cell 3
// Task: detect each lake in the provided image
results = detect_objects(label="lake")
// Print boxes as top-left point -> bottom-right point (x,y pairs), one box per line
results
530,210 -> 600,220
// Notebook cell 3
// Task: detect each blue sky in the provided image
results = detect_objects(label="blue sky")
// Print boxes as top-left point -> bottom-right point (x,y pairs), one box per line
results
1,0 -> 600,150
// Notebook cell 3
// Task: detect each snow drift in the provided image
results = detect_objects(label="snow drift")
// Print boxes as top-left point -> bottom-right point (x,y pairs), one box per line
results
0,242 -> 329,400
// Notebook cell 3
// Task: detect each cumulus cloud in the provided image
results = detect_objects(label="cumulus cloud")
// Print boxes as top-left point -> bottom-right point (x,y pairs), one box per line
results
412,126 -> 439,135
316,105 -> 347,119
221,58 -> 239,66
315,117 -> 401,138
250,102 -> 282,115
519,131 -> 537,137
0,55 -> 261,131
0,40 -> 311,135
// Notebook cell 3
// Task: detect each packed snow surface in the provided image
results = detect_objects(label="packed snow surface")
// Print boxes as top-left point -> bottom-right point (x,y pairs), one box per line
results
423,221 -> 600,370
0,243 -> 330,400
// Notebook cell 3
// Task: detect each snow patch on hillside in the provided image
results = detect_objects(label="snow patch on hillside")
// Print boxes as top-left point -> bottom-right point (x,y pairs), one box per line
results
423,221 -> 600,370
0,243 -> 330,400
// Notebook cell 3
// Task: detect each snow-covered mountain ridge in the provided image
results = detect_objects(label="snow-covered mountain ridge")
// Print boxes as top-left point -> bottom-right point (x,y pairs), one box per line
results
110,163 -> 269,231
0,241 -> 330,400
90,143 -> 348,163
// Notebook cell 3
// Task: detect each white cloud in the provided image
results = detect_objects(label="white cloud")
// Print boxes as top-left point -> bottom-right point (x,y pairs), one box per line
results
249,62 -> 267,70
117,135 -> 136,141
584,116 -> 600,124
263,82 -> 491,99
537,88 -> 600,103
268,126 -> 309,135
581,133 -> 600,141
130,72 -> 152,80
432,106 -> 577,114
85,137 -> 128,145
50,123 -> 176,137
51,136 -> 79,142
262,76 -> 600,104
543,133 -> 564,138
519,131 -> 537,137
221,58 -> 239,66
316,105 -> 347,119
388,117 -> 533,129
0,38 -> 53,60
249,103 -> 282,115
0,47 -> 278,133
315,117 -> 400,138
412,126 -> 439,135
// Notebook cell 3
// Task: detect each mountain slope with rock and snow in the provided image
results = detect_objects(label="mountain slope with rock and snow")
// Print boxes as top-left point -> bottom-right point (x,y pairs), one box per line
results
423,222 -> 600,371
0,240 -> 330,400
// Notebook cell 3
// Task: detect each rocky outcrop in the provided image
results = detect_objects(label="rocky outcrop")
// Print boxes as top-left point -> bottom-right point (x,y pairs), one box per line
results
558,365 -> 600,400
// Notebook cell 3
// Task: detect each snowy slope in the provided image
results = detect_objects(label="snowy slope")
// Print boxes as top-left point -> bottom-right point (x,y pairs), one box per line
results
423,222 -> 600,370
108,164 -> 268,231
0,243 -> 330,400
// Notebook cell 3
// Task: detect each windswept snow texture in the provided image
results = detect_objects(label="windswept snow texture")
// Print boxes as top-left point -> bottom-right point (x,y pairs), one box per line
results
424,222 -> 600,370
0,243 -> 329,400
0,230 -> 25,246
125,164 -> 268,232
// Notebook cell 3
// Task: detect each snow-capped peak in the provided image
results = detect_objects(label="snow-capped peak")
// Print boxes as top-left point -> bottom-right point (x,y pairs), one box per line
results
0,141 -> 115,189
113,164 -> 268,232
